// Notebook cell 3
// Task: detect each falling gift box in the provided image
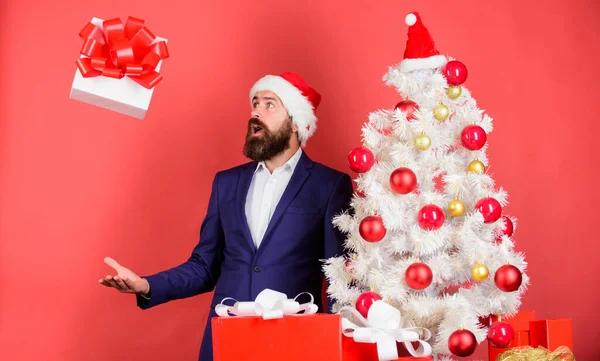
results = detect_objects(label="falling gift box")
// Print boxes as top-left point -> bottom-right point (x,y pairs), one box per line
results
211,289 -> 342,361
69,16 -> 169,119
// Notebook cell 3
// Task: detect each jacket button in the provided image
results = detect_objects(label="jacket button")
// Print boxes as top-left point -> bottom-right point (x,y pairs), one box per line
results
253,265 -> 262,272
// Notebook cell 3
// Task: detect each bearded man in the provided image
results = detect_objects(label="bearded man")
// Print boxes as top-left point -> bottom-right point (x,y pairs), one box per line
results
98,72 -> 354,361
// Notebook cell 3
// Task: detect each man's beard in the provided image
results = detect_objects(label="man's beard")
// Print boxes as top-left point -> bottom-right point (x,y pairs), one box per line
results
243,117 -> 293,162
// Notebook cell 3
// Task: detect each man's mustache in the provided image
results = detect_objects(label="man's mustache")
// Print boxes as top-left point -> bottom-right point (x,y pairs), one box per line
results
248,117 -> 266,128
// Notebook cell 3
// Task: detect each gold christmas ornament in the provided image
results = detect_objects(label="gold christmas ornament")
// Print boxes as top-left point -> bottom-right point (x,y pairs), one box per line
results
472,263 -> 489,281
433,103 -> 450,121
448,199 -> 466,217
468,159 -> 485,174
446,86 -> 462,100
414,133 -> 431,150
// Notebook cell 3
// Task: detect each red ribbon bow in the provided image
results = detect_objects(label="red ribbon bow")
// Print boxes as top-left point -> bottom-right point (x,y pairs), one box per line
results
76,16 -> 169,89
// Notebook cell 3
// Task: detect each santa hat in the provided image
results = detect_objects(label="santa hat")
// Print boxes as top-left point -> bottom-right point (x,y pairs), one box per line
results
250,72 -> 321,147
400,12 -> 447,72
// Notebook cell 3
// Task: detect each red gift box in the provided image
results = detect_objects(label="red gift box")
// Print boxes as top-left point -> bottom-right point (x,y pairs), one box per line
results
487,311 -> 536,361
529,318 -> 573,351
342,336 -> 433,361
211,313 -> 341,361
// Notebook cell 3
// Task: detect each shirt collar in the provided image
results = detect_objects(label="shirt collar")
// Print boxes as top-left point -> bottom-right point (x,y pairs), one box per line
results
255,147 -> 303,174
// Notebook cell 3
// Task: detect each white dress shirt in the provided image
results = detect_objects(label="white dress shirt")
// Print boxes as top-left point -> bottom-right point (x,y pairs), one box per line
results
245,147 -> 303,249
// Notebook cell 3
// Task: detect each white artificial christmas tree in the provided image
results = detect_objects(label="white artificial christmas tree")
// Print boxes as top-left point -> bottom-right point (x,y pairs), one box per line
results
324,11 -> 529,360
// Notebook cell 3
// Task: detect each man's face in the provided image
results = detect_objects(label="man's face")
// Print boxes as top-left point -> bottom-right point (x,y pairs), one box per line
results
243,91 -> 297,161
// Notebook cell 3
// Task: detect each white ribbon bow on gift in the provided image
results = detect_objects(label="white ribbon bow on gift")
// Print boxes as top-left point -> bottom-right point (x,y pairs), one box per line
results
339,300 -> 433,361
215,288 -> 319,320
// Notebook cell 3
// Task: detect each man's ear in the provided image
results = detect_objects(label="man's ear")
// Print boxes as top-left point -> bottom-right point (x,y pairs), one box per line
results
290,116 -> 298,132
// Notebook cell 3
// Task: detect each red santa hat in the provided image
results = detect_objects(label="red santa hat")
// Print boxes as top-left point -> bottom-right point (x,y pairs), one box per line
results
400,12 -> 447,73
250,72 -> 321,147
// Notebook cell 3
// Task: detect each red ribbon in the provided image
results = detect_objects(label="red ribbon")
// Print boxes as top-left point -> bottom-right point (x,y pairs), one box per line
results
76,16 -> 169,89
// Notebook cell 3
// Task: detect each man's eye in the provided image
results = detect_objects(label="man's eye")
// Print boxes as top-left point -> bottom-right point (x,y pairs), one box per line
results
252,103 -> 258,108
267,102 -> 274,108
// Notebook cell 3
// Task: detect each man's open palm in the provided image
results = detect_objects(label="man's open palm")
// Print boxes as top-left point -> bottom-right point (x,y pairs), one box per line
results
99,257 -> 150,295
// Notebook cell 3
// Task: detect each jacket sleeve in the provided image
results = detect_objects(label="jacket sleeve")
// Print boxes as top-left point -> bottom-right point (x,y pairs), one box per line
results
136,172 -> 225,309
323,172 -> 354,313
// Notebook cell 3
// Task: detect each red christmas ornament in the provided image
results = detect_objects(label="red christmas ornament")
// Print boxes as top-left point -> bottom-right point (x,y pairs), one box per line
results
461,125 -> 487,150
475,197 -> 502,223
494,216 -> 514,242
390,167 -> 417,194
355,291 -> 382,318
359,215 -> 386,242
348,147 -> 375,173
494,264 -> 523,292
395,100 -> 419,121
417,204 -> 445,230
448,329 -> 477,357
405,262 -> 433,290
488,321 -> 515,348
443,60 -> 468,86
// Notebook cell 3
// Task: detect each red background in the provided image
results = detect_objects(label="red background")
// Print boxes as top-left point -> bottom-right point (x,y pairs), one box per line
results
1,0 -> 598,360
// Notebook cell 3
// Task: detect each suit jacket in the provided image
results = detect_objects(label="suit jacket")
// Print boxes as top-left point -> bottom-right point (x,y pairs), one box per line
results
136,151 -> 354,361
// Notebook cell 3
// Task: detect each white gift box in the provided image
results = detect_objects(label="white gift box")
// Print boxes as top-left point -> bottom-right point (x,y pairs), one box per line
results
69,17 -> 168,119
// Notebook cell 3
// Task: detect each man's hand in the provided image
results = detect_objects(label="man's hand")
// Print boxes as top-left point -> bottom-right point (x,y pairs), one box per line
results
99,257 -> 150,295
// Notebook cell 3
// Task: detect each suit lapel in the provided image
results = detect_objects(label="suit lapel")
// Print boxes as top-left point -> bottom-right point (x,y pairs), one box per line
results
257,152 -> 313,254
237,161 -> 258,252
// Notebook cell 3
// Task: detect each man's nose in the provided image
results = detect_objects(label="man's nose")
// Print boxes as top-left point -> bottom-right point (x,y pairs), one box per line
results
251,109 -> 261,119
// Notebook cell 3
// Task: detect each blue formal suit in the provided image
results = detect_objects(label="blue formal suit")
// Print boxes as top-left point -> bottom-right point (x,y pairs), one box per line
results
136,151 -> 353,361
